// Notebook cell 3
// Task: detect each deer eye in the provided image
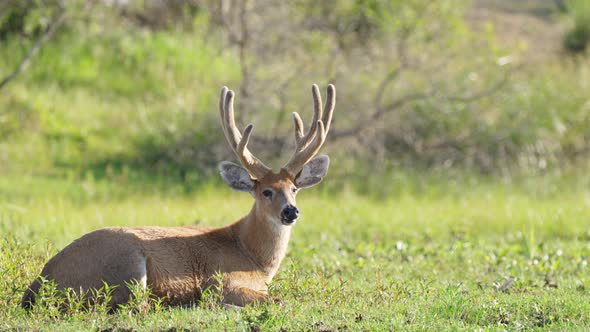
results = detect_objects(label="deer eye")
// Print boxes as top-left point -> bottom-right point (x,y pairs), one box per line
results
292,187 -> 299,194
262,189 -> 273,199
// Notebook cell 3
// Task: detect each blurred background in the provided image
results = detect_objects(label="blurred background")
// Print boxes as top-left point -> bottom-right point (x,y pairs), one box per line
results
0,0 -> 589,192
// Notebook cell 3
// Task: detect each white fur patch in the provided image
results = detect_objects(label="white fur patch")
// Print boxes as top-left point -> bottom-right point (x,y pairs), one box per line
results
138,256 -> 147,288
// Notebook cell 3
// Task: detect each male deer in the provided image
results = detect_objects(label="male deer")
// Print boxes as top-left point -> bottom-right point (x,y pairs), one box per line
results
22,84 -> 336,308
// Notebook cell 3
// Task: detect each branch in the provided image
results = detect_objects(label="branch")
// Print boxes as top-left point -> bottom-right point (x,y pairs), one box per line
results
373,67 -> 402,110
0,8 -> 67,91
331,67 -> 513,140
331,92 -> 430,139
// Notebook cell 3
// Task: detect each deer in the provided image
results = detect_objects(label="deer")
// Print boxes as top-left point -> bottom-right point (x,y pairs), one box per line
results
21,84 -> 336,309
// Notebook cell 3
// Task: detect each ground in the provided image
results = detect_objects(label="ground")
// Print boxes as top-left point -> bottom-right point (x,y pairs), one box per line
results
1,175 -> 588,330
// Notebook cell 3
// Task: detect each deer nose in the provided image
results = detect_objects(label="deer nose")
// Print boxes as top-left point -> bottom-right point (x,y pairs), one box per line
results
281,205 -> 299,224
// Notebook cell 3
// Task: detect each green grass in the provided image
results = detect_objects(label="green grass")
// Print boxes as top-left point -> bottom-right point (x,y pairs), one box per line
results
1,175 -> 589,330
1,4 -> 589,330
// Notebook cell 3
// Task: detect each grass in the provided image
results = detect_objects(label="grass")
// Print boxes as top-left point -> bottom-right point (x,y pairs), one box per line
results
1,174 -> 589,330
0,3 -> 589,330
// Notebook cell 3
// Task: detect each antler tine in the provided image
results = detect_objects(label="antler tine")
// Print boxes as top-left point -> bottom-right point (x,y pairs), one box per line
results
226,91 -> 244,147
236,124 -> 259,170
219,87 -> 235,151
219,87 -> 271,180
283,84 -> 336,177
322,84 -> 336,133
292,84 -> 323,151
283,121 -> 326,177
292,112 -> 305,143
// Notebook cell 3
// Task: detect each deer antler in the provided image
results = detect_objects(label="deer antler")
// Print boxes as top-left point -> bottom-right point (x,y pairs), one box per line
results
219,86 -> 271,180
283,84 -> 336,178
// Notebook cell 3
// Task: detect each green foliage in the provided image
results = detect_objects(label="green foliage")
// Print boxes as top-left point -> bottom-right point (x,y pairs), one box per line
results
564,0 -> 590,52
0,8 -> 239,176
0,0 -> 62,38
0,0 -> 589,178
198,272 -> 225,309
119,280 -> 163,316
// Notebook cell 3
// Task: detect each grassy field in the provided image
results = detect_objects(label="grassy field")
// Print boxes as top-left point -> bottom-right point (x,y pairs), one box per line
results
1,174 -> 589,331
1,1 -> 589,330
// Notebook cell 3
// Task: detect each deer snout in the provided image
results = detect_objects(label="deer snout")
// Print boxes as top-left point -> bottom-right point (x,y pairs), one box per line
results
281,205 -> 299,224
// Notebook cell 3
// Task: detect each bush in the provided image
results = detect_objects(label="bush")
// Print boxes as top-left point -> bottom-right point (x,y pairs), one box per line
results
0,0 -> 589,181
564,0 -> 590,52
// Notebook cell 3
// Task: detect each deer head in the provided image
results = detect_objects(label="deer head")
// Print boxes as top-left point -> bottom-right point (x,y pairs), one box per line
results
218,84 -> 335,226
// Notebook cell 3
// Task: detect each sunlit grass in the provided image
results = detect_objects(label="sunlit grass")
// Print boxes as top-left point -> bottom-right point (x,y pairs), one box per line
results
1,175 -> 589,330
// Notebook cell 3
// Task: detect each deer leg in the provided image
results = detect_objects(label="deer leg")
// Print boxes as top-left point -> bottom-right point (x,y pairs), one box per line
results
223,287 -> 269,306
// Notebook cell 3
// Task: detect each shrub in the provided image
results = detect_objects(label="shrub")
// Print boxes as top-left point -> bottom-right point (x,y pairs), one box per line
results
564,0 -> 590,52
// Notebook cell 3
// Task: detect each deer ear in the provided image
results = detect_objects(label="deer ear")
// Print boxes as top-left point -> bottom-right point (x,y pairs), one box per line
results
219,161 -> 255,192
295,155 -> 330,189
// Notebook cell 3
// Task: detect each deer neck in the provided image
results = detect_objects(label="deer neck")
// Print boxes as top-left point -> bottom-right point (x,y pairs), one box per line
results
232,203 -> 292,275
